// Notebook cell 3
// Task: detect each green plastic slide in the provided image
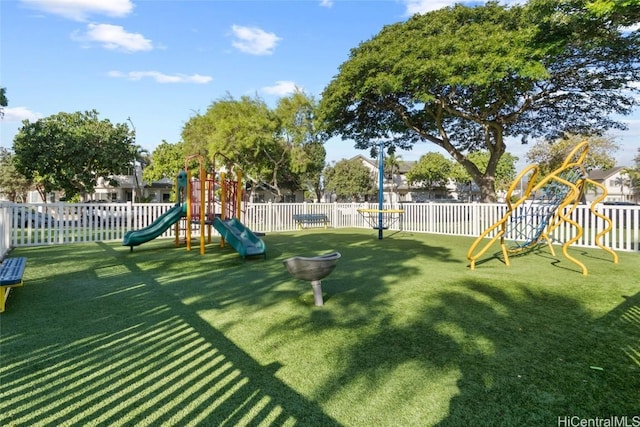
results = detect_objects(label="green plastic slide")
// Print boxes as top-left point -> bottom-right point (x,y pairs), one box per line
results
123,204 -> 186,250
212,217 -> 266,260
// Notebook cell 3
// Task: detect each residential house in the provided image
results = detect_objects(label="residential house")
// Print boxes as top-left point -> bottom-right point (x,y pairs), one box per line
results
351,155 -> 466,204
246,182 -> 304,203
586,167 -> 638,204
22,166 -> 174,204
89,165 -> 172,203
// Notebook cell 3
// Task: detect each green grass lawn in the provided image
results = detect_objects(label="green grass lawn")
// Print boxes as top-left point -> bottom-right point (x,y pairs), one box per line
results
1,229 -> 638,426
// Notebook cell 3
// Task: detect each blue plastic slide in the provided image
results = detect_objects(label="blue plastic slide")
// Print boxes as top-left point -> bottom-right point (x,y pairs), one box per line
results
212,217 -> 266,260
123,204 -> 186,251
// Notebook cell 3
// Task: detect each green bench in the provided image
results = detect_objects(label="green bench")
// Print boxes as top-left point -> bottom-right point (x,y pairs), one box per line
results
0,257 -> 27,313
292,214 -> 329,229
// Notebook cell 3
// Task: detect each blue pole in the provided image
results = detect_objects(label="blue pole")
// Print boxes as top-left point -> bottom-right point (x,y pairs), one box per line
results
378,141 -> 384,240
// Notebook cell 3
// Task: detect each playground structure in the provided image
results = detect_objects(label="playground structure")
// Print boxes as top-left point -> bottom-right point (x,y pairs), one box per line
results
180,154 -> 215,255
357,141 -> 404,239
210,152 -> 266,260
124,152 -> 265,259
122,171 -> 189,251
181,152 -> 265,259
467,141 -> 618,275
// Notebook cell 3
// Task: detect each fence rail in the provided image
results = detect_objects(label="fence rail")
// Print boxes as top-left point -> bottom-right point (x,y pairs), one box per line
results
1,201 -> 639,258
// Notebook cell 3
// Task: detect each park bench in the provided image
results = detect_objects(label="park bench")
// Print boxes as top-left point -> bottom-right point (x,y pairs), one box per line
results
0,257 -> 27,313
292,213 -> 329,229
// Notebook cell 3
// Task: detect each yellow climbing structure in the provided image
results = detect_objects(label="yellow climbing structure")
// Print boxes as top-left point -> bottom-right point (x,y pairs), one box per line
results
467,141 -> 618,275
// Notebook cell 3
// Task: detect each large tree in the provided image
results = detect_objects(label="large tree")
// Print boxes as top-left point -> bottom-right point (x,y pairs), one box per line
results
406,152 -> 452,190
587,0 -> 640,25
182,94 -> 284,197
525,134 -> 618,176
450,151 -> 518,201
0,148 -> 31,202
275,91 -> 327,201
318,1 -> 640,202
300,141 -> 326,202
324,159 -> 376,202
143,140 -> 186,183
182,92 -> 326,202
13,110 -> 135,201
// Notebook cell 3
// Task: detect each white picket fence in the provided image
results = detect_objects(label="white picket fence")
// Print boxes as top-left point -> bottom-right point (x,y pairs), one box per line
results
1,201 -> 639,259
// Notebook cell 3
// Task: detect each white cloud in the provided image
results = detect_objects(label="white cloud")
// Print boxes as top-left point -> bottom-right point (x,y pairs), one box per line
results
73,23 -> 153,53
231,25 -> 281,55
2,106 -> 42,122
261,81 -> 299,96
20,0 -> 133,21
108,70 -> 213,84
319,0 -> 333,7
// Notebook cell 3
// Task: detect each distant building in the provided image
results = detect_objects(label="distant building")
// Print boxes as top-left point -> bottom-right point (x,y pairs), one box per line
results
587,167 -> 638,204
22,166 -> 174,204
351,155 -> 476,204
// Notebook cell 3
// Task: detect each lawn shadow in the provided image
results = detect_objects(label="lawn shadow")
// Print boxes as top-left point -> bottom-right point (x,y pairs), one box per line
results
1,230 -> 458,426
4,231 -> 633,426
0,240 -> 342,426
307,278 -> 639,425
180,230 -> 458,314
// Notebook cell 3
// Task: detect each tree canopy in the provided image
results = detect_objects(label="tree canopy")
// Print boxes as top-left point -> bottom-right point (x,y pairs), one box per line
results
0,148 -> 31,202
526,134 -> 618,176
275,92 -> 326,202
12,110 -> 135,200
406,152 -> 452,190
586,0 -> 640,25
324,158 -> 375,202
182,91 -> 326,201
318,0 -> 640,202
451,151 -> 518,192
143,140 -> 186,183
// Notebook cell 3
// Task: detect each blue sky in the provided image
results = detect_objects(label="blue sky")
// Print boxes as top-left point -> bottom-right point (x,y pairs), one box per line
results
1,0 -> 638,170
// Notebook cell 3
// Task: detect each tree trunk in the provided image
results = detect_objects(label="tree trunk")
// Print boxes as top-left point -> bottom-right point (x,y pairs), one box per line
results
476,176 -> 497,203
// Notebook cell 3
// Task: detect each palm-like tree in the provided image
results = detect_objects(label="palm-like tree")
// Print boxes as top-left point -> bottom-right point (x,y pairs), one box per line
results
131,144 -> 150,202
623,158 -> 640,198
384,153 -> 402,205
613,175 -> 631,201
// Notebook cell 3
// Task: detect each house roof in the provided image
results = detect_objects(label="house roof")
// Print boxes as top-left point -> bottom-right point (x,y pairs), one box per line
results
349,155 -> 416,174
588,166 -> 626,181
349,154 -> 376,167
397,161 -> 415,173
